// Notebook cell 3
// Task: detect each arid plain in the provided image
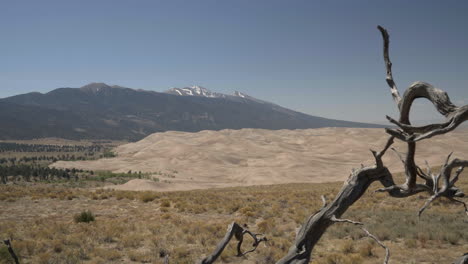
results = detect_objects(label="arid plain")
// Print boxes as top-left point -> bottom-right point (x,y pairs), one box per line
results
53,127 -> 468,192
1,127 -> 468,263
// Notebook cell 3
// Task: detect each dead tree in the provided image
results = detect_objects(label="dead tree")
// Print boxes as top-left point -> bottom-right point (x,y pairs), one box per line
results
200,26 -> 467,264
3,239 -> 19,264
199,222 -> 267,264
453,254 -> 468,264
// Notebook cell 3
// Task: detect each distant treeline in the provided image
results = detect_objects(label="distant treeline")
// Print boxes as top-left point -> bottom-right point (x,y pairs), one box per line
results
0,142 -> 103,153
0,164 -> 87,184
0,154 -> 98,165
0,164 -> 148,185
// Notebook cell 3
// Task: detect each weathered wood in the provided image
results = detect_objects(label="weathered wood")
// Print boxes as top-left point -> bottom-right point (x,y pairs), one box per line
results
361,227 -> 390,264
199,222 -> 266,264
276,141 -> 395,264
386,86 -> 468,142
378,25 -> 401,106
453,254 -> 468,264
3,239 -> 19,264
418,158 -> 468,217
200,26 -> 468,264
275,25 -> 468,264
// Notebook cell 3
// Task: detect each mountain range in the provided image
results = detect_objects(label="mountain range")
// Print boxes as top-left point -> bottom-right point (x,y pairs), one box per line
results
0,83 -> 385,140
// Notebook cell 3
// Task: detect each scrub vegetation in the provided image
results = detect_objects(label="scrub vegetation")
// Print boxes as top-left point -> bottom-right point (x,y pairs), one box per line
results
0,169 -> 466,263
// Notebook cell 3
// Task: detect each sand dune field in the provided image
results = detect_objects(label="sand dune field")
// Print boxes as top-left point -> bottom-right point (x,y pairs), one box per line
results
52,127 -> 468,191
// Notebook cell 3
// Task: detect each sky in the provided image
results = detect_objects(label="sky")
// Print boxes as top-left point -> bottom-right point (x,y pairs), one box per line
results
1,0 -> 467,123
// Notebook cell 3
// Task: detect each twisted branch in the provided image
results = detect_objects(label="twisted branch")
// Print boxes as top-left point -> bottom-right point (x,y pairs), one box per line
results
386,87 -> 468,142
199,222 -> 266,264
418,158 -> 468,217
378,25 -> 401,106
361,227 -> 390,264
201,25 -> 468,264
276,141 -> 395,264
237,229 -> 267,257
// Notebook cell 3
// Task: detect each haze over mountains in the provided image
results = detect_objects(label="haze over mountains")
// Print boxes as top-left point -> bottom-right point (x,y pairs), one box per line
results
0,83 -> 385,140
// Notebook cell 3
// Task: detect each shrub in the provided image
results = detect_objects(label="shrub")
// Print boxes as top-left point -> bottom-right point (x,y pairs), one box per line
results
0,246 -> 15,264
404,239 -> 417,248
139,192 -> 158,203
120,234 -> 143,248
74,210 -> 95,223
444,233 -> 460,245
257,219 -> 272,233
160,200 -> 171,207
103,150 -> 116,158
128,250 -> 152,262
340,240 -> 354,253
357,243 -> 373,257
93,248 -> 122,261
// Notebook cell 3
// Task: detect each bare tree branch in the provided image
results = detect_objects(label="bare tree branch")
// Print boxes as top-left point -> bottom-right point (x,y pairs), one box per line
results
370,136 -> 395,167
320,195 -> 327,208
361,227 -> 390,264
448,198 -> 468,217
385,84 -> 467,142
204,25 -> 467,264
418,193 -> 439,217
276,144 -> 396,264
450,166 -> 465,187
377,25 -> 401,106
417,158 -> 468,217
199,222 -> 266,264
453,253 -> 468,264
416,166 -> 431,184
444,152 -> 454,167
276,26 -> 467,263
378,26 -> 467,198
438,158 -> 468,195
237,229 -> 268,257
3,240 -> 19,264
391,147 -> 406,166
424,160 -> 433,179
331,216 -> 389,264
330,215 -> 363,226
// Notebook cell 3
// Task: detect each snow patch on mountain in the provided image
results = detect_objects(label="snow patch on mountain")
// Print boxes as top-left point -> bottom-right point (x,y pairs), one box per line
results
165,86 -> 254,100
234,91 -> 246,98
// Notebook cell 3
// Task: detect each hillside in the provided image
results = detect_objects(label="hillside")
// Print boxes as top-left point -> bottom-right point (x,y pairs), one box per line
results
52,127 -> 468,191
0,83 -> 384,140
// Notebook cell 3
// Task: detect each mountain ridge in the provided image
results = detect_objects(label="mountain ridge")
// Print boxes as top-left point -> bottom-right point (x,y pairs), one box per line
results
0,83 -> 387,140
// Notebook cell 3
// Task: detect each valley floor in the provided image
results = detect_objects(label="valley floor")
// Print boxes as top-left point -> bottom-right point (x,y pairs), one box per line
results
52,128 -> 468,192
1,170 -> 467,264
1,130 -> 467,263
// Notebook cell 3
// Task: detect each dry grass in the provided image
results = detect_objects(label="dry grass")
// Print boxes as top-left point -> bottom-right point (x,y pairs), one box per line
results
0,169 -> 467,263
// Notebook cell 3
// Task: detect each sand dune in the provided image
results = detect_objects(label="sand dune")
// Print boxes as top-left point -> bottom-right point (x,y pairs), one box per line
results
52,128 -> 468,191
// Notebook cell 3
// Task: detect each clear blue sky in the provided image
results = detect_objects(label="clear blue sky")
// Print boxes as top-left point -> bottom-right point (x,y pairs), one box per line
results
1,0 -> 467,123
